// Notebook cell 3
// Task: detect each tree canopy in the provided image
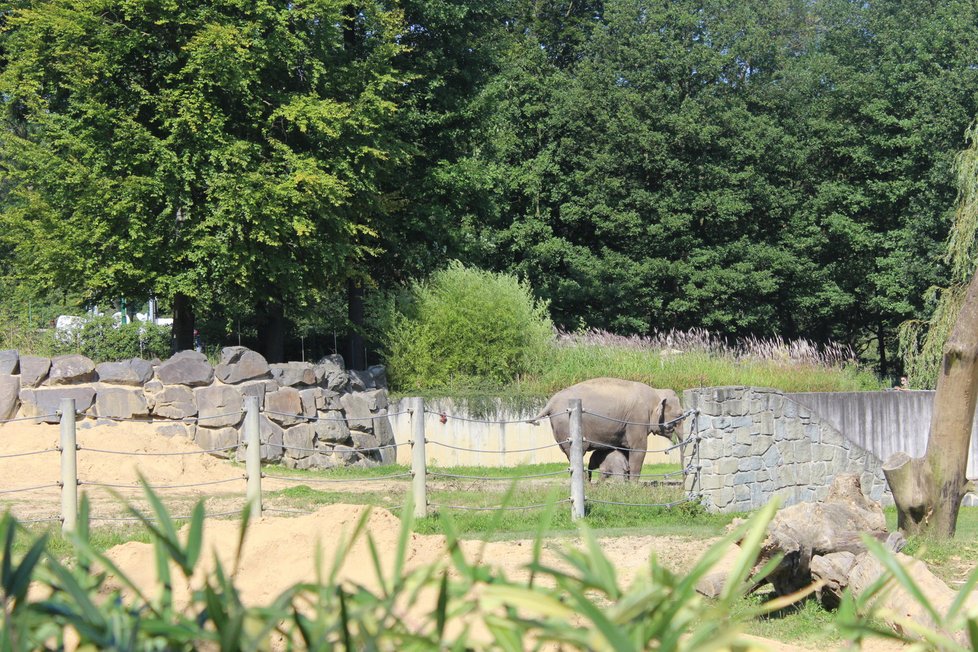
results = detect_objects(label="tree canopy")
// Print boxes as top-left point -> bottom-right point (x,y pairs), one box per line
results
2,0 -> 977,376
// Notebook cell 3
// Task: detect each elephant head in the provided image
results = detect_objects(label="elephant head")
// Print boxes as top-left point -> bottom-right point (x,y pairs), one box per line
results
653,389 -> 684,444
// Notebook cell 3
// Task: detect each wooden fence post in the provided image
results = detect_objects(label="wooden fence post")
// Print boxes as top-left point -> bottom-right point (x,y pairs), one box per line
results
244,395 -> 262,517
410,397 -> 428,518
569,398 -> 586,520
60,398 -> 78,533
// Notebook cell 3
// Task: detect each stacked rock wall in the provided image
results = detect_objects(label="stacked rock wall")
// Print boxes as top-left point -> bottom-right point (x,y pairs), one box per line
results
684,386 -> 890,513
0,347 -> 395,470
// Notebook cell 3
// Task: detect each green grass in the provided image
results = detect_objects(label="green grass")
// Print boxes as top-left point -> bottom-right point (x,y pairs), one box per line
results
886,505 -> 978,585
392,343 -> 884,410
733,594 -> 846,647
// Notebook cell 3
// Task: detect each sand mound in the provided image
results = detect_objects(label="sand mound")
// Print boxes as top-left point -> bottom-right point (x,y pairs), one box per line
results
1,421 -> 241,488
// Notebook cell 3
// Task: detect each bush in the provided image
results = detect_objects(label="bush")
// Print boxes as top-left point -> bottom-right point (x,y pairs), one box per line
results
383,262 -> 554,389
51,315 -> 172,361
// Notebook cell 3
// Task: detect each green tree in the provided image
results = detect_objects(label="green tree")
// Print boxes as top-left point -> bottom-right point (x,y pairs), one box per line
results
0,0 -> 406,361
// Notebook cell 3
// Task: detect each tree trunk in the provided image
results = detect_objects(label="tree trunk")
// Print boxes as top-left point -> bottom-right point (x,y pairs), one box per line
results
883,271 -> 978,537
877,320 -> 887,378
172,293 -> 195,353
346,278 -> 366,370
257,301 -> 287,364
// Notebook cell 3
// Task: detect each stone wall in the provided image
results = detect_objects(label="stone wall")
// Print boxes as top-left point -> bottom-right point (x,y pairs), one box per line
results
0,348 -> 395,470
684,386 -> 890,513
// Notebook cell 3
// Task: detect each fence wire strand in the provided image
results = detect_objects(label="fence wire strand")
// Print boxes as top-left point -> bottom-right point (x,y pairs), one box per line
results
89,509 -> 244,522
582,433 -> 696,455
79,477 -> 244,490
427,469 -> 569,481
587,496 -> 696,508
427,410 -> 560,426
77,444 -> 238,456
0,413 -> 59,424
261,409 -> 411,423
579,409 -> 695,428
426,439 -> 563,454
428,499 -> 572,512
262,472 -> 413,484
0,483 -> 61,495
0,448 -> 59,459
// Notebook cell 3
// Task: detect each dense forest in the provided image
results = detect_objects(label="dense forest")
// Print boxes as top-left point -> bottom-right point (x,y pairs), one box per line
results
1,0 -> 977,377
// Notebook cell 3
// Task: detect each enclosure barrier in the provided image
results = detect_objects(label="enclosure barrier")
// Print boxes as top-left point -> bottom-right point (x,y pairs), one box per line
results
0,396 -> 699,528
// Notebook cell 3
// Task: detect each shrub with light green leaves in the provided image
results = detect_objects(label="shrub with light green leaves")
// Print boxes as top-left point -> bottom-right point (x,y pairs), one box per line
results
383,262 -> 554,389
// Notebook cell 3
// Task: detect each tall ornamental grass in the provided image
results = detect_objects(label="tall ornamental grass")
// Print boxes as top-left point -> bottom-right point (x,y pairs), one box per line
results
534,328 -> 882,395
383,262 -> 554,389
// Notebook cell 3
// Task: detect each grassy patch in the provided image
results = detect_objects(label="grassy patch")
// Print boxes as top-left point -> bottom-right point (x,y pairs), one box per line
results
889,506 -> 978,585
733,594 -> 846,647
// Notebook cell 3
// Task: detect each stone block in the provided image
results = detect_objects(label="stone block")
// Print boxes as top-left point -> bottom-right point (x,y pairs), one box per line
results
784,399 -> 799,418
156,423 -> 196,439
315,410 -> 351,443
283,423 -> 316,458
362,388 -> 389,411
0,375 -> 20,420
260,415 -> 285,462
726,399 -> 749,417
95,358 -> 154,386
19,356 -> 51,388
239,380 -> 277,409
348,370 -> 371,391
794,440 -> 812,463
761,443 -> 781,468
733,443 -> 751,457
715,487 -> 735,508
291,452 -> 337,471
194,385 -> 243,428
19,386 -> 96,422
783,421 -> 804,441
795,464 -> 812,486
750,435 -> 772,456
716,458 -> 739,475
0,350 -> 18,375
351,431 -> 380,455
299,388 -> 320,417
735,428 -> 752,446
157,351 -> 214,387
699,474 -> 722,491
95,386 -> 149,419
699,438 -> 721,460
756,468 -> 770,483
270,362 -> 316,387
265,387 -> 303,425
47,354 -> 96,385
366,365 -> 388,389
215,347 -> 271,384
350,458 -> 380,470
152,385 -> 197,420
332,444 -> 358,465
340,392 -> 375,432
322,389 -> 343,410
317,365 -> 349,393
373,410 -> 396,464
195,426 -> 239,458
738,456 -> 761,472
779,464 -> 797,486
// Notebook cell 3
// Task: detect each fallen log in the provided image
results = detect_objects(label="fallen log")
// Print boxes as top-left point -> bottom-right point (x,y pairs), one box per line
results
695,474 -> 976,645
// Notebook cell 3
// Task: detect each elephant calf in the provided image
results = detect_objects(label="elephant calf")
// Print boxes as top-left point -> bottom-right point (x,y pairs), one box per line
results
531,377 -> 684,481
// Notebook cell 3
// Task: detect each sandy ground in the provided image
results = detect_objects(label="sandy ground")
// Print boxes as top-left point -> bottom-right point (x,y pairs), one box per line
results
1,421 -> 908,650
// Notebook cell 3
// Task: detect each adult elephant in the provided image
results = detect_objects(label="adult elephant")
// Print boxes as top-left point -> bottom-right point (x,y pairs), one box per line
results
531,377 -> 685,480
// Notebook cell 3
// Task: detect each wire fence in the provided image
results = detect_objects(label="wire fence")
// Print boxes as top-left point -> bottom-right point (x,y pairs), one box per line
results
0,396 -> 701,527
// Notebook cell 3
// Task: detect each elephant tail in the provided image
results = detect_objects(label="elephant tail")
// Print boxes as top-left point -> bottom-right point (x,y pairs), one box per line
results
527,402 -> 553,426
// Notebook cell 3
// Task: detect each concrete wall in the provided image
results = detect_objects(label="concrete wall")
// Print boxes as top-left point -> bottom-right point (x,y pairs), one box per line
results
388,398 -> 682,468
787,390 -> 978,478
684,386 -> 890,513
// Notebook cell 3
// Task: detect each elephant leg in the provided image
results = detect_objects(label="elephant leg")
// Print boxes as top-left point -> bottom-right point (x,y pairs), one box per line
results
625,426 -> 648,481
588,449 -> 611,483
